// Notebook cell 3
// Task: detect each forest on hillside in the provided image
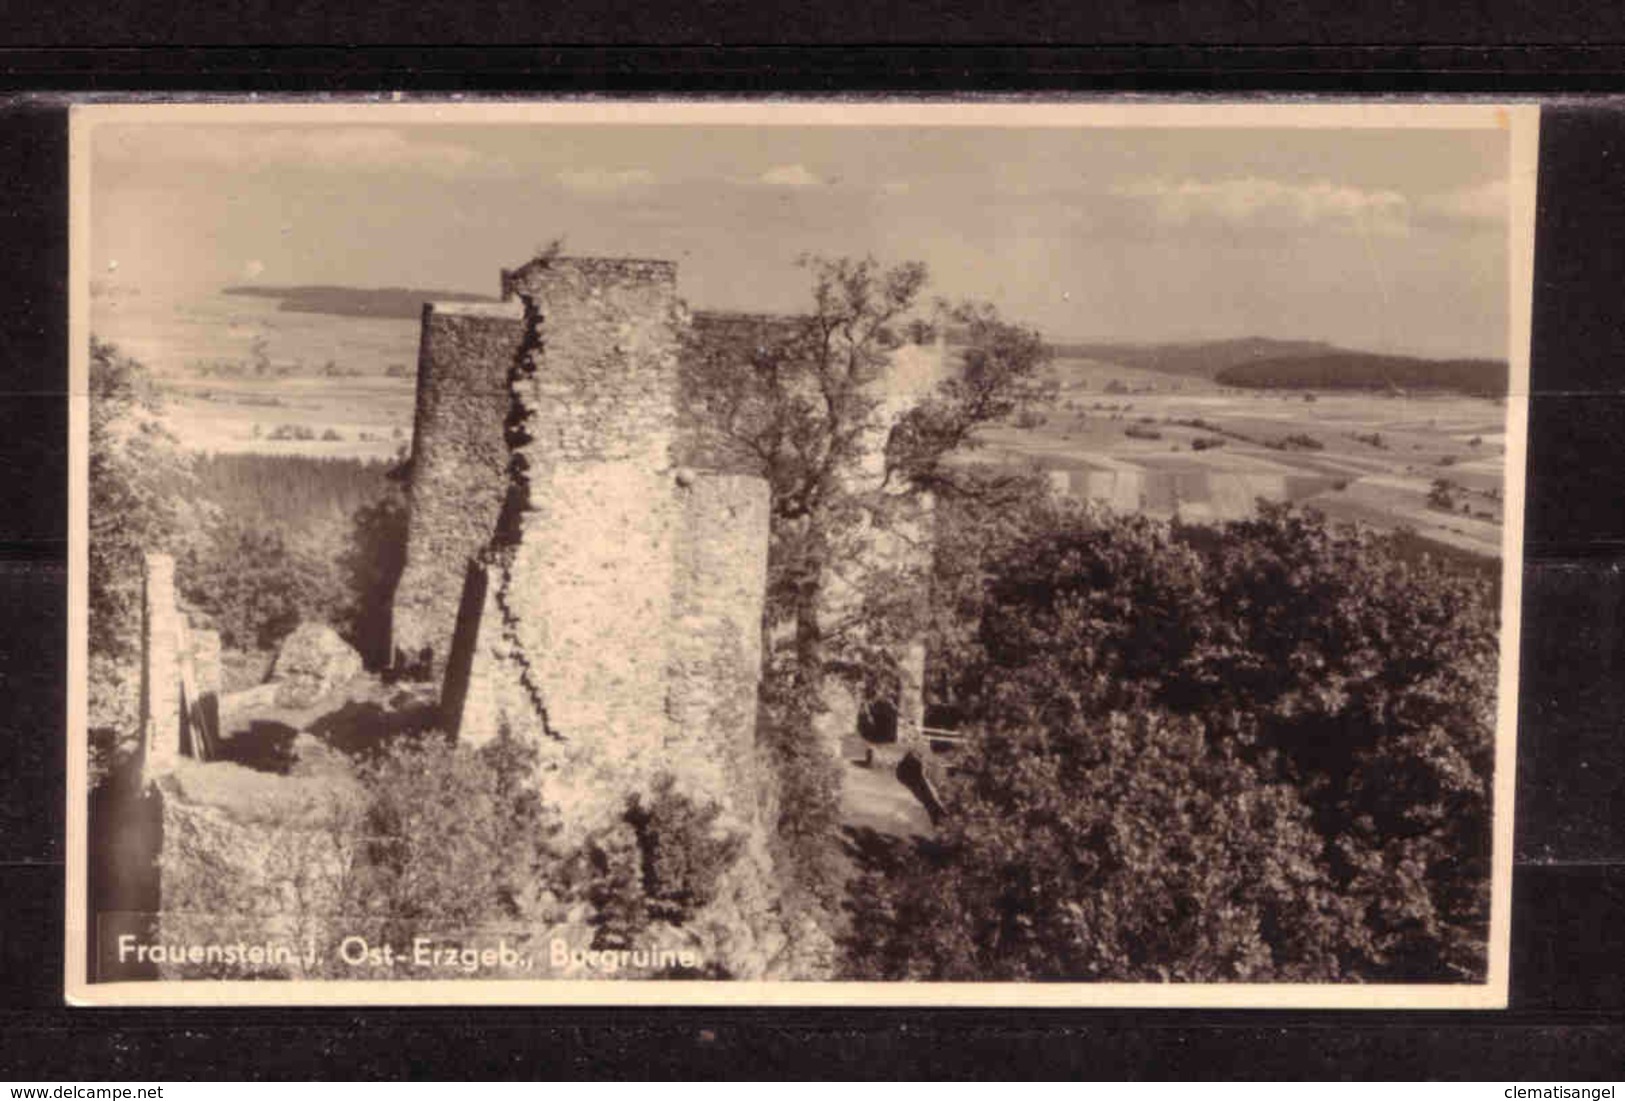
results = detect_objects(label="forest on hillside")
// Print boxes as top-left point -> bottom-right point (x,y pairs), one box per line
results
1048,337 -> 1509,397
1216,352 -> 1508,396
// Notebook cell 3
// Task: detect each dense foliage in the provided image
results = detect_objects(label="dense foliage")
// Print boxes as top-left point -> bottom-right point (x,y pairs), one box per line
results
89,337 -> 406,773
680,256 -> 1053,918
342,732 -> 559,957
316,734 -> 740,976
848,498 -> 1498,983
1216,353 -> 1507,397
88,340 -> 192,665
87,340 -> 200,780
173,453 -> 402,661
187,452 -> 394,538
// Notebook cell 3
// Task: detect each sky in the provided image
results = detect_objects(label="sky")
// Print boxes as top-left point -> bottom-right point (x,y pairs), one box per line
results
88,116 -> 1514,359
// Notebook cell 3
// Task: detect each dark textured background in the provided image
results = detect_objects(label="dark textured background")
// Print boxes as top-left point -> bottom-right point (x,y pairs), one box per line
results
3,80 -> 1625,1078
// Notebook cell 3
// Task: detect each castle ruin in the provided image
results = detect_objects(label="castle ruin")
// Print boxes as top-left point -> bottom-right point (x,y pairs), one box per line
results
434,256 -> 773,852
121,251 -> 944,982
392,254 -> 945,774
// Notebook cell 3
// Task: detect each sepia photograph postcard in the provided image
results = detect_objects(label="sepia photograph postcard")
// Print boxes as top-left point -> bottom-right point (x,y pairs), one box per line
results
65,100 -> 1536,1008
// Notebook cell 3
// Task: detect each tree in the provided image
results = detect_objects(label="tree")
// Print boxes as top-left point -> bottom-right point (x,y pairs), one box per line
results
680,256 -> 1053,893
249,334 -> 272,376
683,255 -> 1052,703
178,520 -> 344,651
87,339 -> 196,779
849,502 -> 1498,982
339,464 -> 410,668
88,339 -> 190,661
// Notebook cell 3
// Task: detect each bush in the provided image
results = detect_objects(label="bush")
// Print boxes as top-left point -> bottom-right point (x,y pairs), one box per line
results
1013,409 -> 1047,429
338,732 -> 560,967
847,708 -> 1348,981
1427,479 -> 1459,512
627,776 -> 745,924
321,428 -> 344,442
1191,436 -> 1225,452
269,423 -> 317,441
855,503 -> 1497,982
178,520 -> 345,651
571,775 -> 745,949
87,339 -> 196,781
1123,424 -> 1162,441
1267,433 -> 1325,452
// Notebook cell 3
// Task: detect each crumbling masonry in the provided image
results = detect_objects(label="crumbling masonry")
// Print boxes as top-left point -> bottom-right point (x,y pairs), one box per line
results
393,256 -> 944,773
433,256 -> 774,855
124,252 -> 943,982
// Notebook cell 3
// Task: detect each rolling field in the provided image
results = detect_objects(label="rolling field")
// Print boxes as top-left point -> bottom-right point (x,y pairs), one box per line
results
95,286 -> 1512,557
95,283 -> 421,461
159,376 -> 415,460
973,354 -> 1510,558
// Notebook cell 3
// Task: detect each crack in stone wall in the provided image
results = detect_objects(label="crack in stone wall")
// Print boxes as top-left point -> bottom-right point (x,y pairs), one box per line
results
489,544 -> 559,741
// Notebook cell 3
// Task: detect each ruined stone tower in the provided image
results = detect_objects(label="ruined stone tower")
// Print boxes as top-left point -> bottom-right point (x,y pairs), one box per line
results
435,256 -> 772,853
391,252 -> 947,817
391,300 -> 523,676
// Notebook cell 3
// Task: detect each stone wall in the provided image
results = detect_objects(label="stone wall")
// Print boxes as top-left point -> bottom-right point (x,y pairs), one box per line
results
394,307 -> 795,676
154,758 -> 359,980
451,258 -> 714,830
440,256 -> 789,975
665,472 -> 773,824
391,301 -> 523,678
140,553 -> 223,776
395,265 -> 947,756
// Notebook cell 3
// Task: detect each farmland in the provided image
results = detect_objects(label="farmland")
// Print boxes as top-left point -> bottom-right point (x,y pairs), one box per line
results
968,352 -> 1509,559
93,281 -> 420,460
93,283 -> 1511,558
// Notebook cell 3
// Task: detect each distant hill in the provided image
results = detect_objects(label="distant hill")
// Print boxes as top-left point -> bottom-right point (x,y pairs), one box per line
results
1052,337 -> 1507,397
222,285 -> 499,320
1050,337 -> 1341,380
1217,353 -> 1508,397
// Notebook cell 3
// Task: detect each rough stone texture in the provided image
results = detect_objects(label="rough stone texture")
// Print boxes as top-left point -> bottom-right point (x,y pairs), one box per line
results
268,623 -> 363,709
174,620 -> 218,761
665,473 -> 772,816
381,253 -> 953,976
443,257 -> 789,976
391,301 -> 523,678
455,258 -> 689,834
394,305 -> 779,676
154,758 -> 360,980
507,256 -> 684,468
140,554 -> 183,779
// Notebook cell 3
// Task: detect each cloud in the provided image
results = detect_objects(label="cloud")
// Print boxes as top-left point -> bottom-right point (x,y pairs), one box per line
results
556,167 -> 657,194
1112,176 -> 1411,238
757,164 -> 823,188
95,125 -> 483,176
242,259 -> 265,279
